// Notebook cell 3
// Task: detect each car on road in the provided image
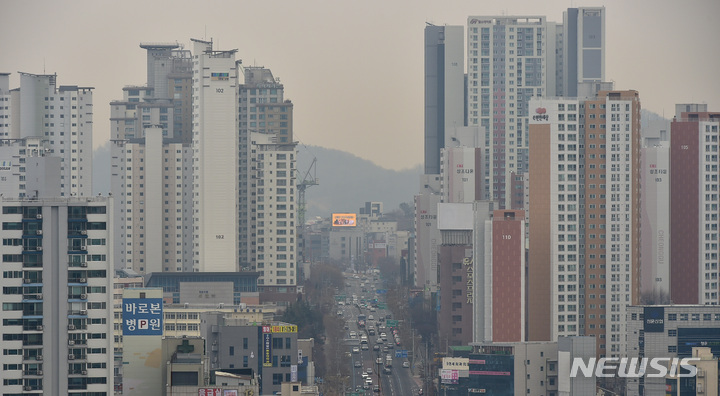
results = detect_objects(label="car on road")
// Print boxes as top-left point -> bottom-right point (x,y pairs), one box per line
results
352,347 -> 360,354
403,361 -> 410,368
383,367 -> 392,375
373,385 -> 380,392
387,342 -> 394,349
350,331 -> 357,338
355,361 -> 362,368
380,332 -> 387,341
366,367 -> 373,375
373,345 -> 380,351
361,344 -> 369,350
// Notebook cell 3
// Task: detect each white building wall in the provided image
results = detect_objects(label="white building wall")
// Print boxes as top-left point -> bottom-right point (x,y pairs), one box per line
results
640,142 -> 670,296
414,175 -> 442,292
191,39 -> 239,272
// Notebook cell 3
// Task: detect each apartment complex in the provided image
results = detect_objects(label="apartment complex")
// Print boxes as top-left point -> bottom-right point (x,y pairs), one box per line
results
0,72 -> 93,198
669,104 -> 720,305
528,90 -> 641,358
0,197 -> 113,395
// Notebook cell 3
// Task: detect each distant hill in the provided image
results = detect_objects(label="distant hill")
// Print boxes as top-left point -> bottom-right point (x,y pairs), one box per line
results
297,145 -> 421,220
93,142 -> 421,220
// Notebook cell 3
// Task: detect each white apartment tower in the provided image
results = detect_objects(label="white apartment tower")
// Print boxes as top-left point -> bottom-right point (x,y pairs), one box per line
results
110,43 -> 194,274
0,197 -> 114,394
467,16 -> 553,208
0,72 -> 93,197
191,39 -> 239,272
237,67 -> 291,271
466,8 -> 604,209
252,131 -> 298,292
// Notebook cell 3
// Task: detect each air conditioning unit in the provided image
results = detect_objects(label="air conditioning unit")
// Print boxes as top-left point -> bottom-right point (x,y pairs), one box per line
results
36,355 -> 43,361
68,340 -> 75,346
35,294 -> 43,300
36,214 -> 42,219
698,369 -> 705,377
35,246 -> 42,251
24,386 -> 32,391
79,278 -> 87,283
36,370 -> 42,375
68,354 -> 75,360
36,230 -> 43,235
36,325 -> 44,331
80,310 -> 87,315
80,262 -> 88,267
698,383 -> 704,393
80,294 -> 87,299
81,370 -> 87,375
23,278 -> 32,284
80,230 -> 87,235
68,324 -> 76,330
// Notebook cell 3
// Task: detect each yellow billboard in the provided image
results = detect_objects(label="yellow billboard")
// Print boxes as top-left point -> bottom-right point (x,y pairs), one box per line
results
332,213 -> 357,227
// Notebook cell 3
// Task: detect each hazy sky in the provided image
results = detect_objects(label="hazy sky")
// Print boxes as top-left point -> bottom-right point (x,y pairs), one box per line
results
1,0 -> 718,171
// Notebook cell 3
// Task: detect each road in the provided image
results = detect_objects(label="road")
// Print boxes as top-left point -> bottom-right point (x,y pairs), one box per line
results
339,271 -> 421,396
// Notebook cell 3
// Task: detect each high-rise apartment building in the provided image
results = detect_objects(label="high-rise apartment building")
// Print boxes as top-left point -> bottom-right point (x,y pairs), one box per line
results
237,66 -> 299,300
424,24 -> 465,176
467,15 -> 554,208
191,38 -> 239,272
0,197 -> 114,395
110,43 -> 194,274
110,126 -> 192,274
251,132 -> 298,300
466,8 -> 604,208
669,104 -> 720,305
0,137 -> 61,199
528,90 -> 641,358
0,72 -> 93,197
237,67 -> 292,269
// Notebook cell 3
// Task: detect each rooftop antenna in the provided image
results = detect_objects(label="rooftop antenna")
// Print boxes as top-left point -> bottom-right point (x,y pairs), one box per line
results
204,25 -> 207,41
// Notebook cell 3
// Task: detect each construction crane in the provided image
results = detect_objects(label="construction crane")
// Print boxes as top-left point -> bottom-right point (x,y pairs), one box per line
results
296,157 -> 318,228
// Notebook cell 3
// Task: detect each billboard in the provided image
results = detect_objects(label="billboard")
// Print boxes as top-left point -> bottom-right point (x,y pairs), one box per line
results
122,298 -> 163,336
643,306 -> 665,332
332,213 -> 357,227
441,369 -> 459,384
198,389 -> 221,396
263,331 -> 273,367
